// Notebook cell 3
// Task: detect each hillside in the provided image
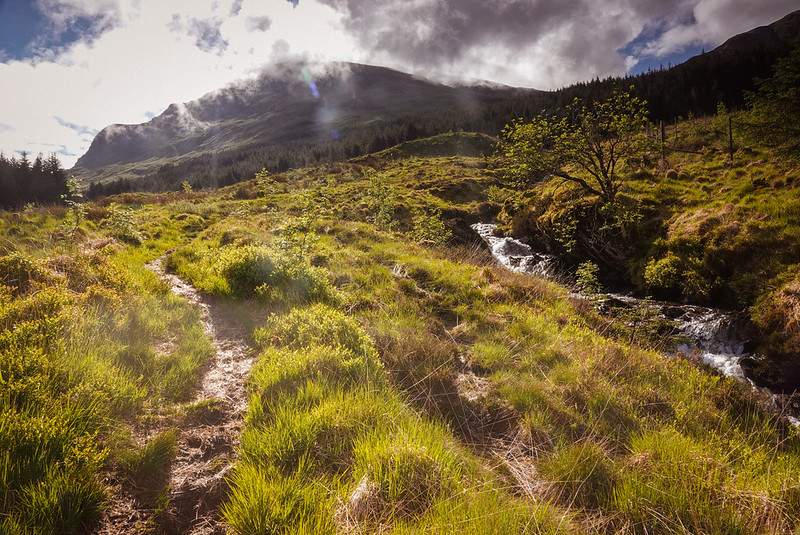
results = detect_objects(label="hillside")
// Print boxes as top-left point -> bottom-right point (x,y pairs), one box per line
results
74,10 -> 800,191
3,132 -> 800,533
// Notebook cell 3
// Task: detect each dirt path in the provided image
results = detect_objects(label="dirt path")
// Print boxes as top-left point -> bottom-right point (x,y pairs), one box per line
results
98,258 -> 254,535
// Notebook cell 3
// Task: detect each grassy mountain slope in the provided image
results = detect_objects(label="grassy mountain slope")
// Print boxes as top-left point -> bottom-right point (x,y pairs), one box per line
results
4,133 -> 799,533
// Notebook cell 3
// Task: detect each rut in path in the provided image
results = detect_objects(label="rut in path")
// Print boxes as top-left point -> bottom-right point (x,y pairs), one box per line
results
98,258 -> 254,535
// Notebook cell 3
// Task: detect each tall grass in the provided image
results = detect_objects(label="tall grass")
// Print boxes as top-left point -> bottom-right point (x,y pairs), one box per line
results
0,208 -> 213,534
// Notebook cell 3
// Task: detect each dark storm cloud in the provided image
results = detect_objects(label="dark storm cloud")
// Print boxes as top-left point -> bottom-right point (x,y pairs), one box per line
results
187,17 -> 228,53
316,0 -> 799,86
318,0 -> 579,66
245,15 -> 272,32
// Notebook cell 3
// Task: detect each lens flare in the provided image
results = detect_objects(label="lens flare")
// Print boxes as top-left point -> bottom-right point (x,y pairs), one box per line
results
301,67 -> 320,98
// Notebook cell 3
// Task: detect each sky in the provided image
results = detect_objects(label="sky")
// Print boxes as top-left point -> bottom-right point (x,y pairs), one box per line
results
0,0 -> 798,168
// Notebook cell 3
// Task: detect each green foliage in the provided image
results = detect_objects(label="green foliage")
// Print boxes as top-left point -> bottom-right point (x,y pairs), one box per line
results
117,429 -> 178,490
751,272 -> 800,357
0,252 -> 50,296
255,168 -> 276,197
612,428 -> 758,533
409,207 -> 451,247
60,176 -> 85,235
223,464 -> 335,535
575,261 -> 601,294
0,206 -> 213,534
254,304 -> 376,358
643,252 -> 683,292
350,428 -> 462,521
4,467 -> 106,535
215,245 -> 336,304
101,204 -> 144,244
538,441 -> 616,508
500,89 -> 656,202
181,180 -> 193,193
745,45 -> 800,153
363,172 -> 399,231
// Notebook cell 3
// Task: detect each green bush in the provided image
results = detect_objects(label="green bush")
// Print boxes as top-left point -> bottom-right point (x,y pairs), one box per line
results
643,252 -> 683,293
409,208 -> 451,247
216,246 -> 336,304
575,261 -> 602,294
101,204 -> 144,245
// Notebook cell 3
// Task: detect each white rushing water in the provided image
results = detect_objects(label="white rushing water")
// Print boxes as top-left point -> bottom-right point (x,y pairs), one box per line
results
471,223 -> 559,278
472,223 -> 748,380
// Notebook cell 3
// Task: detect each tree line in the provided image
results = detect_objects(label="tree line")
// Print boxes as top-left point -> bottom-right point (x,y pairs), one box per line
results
0,152 -> 68,209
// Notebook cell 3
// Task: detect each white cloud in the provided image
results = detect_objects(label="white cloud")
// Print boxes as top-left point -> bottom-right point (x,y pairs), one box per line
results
642,0 -> 800,57
0,0 -> 357,166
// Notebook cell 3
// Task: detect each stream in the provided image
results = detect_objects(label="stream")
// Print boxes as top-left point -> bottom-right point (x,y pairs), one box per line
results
472,223 -> 798,425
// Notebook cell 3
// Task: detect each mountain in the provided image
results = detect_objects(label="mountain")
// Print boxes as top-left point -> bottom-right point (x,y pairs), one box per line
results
76,10 -> 800,192
75,63 -> 540,188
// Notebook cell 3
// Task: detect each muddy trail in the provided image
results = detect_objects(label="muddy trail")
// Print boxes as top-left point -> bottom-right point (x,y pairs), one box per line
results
98,258 -> 254,535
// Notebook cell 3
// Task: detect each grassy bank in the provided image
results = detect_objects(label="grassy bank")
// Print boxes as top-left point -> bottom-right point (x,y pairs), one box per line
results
501,115 -> 800,384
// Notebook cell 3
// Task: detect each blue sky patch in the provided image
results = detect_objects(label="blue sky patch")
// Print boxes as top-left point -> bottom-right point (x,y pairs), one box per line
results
620,17 -> 710,75
0,0 -> 114,61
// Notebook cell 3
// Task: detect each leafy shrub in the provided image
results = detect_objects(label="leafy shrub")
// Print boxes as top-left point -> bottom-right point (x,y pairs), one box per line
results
643,252 -> 682,293
46,252 -> 125,293
0,287 -> 71,331
216,246 -> 336,304
364,172 -> 398,231
575,261 -> 602,294
101,204 -> 144,244
175,213 -> 206,232
410,208 -> 451,246
752,273 -> 800,356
